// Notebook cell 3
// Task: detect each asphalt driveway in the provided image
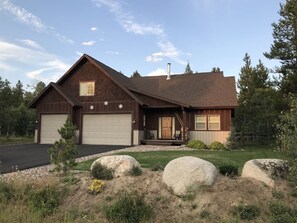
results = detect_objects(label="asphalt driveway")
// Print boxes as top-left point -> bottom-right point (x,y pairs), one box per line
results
0,144 -> 127,174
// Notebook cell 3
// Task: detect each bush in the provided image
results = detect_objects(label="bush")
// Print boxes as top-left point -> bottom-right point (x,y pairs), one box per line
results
88,179 -> 105,194
151,163 -> 164,171
91,163 -> 114,180
63,173 -> 80,185
219,163 -> 239,177
129,166 -> 142,176
0,182 -> 15,203
230,204 -> 260,220
28,185 -> 63,216
209,141 -> 226,150
105,191 -> 154,223
269,201 -> 297,223
186,140 -> 208,150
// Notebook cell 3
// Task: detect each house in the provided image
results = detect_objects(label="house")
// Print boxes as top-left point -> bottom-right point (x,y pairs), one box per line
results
29,54 -> 237,146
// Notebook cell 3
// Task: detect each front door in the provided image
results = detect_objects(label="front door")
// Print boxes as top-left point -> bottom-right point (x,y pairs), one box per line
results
161,117 -> 172,139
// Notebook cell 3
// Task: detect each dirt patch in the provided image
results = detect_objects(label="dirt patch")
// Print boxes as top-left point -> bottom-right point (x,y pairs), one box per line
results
56,169 -> 293,223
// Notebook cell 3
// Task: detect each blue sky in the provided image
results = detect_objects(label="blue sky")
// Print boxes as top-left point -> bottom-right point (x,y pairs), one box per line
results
0,0 -> 285,88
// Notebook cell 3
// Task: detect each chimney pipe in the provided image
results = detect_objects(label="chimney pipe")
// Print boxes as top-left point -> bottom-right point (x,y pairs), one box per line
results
167,63 -> 171,80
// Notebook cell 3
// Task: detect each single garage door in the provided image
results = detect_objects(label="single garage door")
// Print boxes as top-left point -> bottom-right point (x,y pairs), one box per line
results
82,114 -> 132,145
40,114 -> 68,144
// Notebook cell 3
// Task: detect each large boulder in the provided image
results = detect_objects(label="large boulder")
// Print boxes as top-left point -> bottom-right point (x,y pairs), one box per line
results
91,155 -> 140,177
162,156 -> 218,196
241,159 -> 288,187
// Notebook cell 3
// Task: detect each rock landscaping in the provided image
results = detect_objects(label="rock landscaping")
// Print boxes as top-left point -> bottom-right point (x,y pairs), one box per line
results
162,156 -> 218,196
241,159 -> 288,187
91,155 -> 140,177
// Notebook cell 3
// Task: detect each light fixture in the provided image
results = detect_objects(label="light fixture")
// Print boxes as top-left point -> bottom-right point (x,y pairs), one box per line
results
119,104 -> 123,109
104,101 -> 108,106
90,105 -> 94,110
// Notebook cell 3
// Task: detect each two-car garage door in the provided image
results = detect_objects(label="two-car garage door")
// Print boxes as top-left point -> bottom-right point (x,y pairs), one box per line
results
82,114 -> 132,145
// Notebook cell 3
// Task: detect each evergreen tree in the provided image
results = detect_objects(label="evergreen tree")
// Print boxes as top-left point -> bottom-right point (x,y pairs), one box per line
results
131,70 -> 141,78
49,117 -> 78,174
211,67 -> 221,72
12,80 -> 24,107
234,54 -> 282,136
184,61 -> 193,75
264,0 -> 297,94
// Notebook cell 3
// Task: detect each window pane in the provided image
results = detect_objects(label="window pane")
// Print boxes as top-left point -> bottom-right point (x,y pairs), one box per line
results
195,115 -> 206,130
208,115 -> 220,130
80,82 -> 95,96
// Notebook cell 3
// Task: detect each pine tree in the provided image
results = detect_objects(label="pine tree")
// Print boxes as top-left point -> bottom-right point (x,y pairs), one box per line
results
264,0 -> 297,94
184,61 -> 193,75
49,117 -> 78,174
131,70 -> 141,78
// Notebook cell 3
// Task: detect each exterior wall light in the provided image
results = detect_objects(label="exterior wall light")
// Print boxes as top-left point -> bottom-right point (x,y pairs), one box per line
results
90,105 -> 94,110
119,104 -> 123,109
104,101 -> 108,106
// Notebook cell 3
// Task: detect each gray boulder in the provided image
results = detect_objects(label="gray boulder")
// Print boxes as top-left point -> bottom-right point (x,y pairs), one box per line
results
162,156 -> 218,196
241,159 -> 288,187
91,155 -> 140,177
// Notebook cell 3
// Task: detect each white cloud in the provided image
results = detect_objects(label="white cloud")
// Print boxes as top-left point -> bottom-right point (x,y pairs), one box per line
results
18,39 -> 43,50
82,40 -> 96,46
146,40 -> 187,65
105,50 -> 119,55
146,68 -> 167,77
76,51 -> 83,56
0,0 -> 74,44
0,40 -> 70,83
91,27 -> 97,31
92,0 -> 165,36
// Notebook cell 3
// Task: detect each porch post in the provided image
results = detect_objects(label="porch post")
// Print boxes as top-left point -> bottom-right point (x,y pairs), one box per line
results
182,107 -> 186,141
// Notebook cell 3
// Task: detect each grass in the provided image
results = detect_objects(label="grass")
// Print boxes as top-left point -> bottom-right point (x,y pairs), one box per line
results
75,145 -> 287,174
0,136 -> 34,145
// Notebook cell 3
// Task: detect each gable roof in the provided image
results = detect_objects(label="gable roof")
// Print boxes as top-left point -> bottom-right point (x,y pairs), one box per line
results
29,82 -> 81,108
29,54 -> 237,109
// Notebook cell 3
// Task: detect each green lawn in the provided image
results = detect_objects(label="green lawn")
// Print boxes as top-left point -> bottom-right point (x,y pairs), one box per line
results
0,136 -> 34,145
75,145 -> 287,173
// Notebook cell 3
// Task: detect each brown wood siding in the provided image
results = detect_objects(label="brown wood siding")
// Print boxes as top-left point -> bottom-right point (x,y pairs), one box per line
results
60,60 -> 133,102
188,109 -> 232,131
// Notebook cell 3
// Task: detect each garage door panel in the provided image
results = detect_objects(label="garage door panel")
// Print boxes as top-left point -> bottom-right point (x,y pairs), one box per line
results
82,114 -> 131,145
40,114 -> 67,144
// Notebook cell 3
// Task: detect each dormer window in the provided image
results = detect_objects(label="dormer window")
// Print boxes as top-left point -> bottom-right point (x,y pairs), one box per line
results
80,81 -> 95,96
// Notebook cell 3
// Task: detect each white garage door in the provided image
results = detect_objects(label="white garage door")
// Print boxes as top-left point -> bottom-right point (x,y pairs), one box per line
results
40,114 -> 68,144
82,114 -> 132,145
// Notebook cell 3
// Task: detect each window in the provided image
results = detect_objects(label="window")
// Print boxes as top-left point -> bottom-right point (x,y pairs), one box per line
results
208,115 -> 220,130
80,81 -> 95,96
195,115 -> 207,130
143,115 -> 146,127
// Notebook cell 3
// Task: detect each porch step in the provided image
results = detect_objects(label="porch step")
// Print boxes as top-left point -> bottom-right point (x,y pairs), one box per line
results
141,140 -> 185,146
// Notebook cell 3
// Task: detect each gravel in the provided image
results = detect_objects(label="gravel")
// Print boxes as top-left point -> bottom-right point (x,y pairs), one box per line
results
0,145 -> 193,182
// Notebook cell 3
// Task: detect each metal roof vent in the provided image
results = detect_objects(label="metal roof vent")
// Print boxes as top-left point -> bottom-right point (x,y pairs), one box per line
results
167,63 -> 171,80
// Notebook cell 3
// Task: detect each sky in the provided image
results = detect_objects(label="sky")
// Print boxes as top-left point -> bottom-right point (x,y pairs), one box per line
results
0,0 -> 285,88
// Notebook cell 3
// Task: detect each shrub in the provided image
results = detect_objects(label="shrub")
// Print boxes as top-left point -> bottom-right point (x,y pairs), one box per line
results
88,179 -> 105,194
28,185 -> 63,216
49,117 -> 78,174
272,190 -> 285,199
186,140 -> 208,150
230,204 -> 260,220
63,173 -> 80,185
105,191 -> 154,223
219,163 -> 239,177
151,163 -> 164,171
269,201 -> 297,223
129,166 -> 142,176
91,163 -> 114,180
200,210 -> 210,219
0,182 -> 15,203
209,141 -> 226,150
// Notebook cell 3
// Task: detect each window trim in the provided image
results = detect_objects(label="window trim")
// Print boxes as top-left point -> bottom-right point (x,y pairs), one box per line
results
194,115 -> 207,130
79,81 -> 95,96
